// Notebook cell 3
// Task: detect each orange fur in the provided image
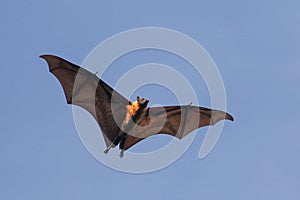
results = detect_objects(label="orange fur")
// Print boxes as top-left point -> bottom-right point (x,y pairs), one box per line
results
127,101 -> 140,116
123,101 -> 140,125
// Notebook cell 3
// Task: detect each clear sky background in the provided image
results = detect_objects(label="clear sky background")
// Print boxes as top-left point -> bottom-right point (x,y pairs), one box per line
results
1,0 -> 300,199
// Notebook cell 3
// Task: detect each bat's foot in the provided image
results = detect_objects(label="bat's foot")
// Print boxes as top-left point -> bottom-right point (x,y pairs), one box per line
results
104,148 -> 110,154
119,150 -> 124,158
104,143 -> 116,154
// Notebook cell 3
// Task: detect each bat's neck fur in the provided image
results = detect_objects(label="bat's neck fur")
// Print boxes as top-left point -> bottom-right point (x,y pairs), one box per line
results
124,99 -> 148,126
127,101 -> 140,117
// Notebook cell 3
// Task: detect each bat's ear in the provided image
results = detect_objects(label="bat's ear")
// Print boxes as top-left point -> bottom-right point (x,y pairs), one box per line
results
136,96 -> 140,100
128,101 -> 132,105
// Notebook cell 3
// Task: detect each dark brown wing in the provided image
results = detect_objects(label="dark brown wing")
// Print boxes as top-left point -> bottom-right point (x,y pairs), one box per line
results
123,105 -> 234,150
40,55 -> 129,147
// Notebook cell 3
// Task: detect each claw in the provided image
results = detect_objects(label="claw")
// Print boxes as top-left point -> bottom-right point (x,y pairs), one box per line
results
104,148 -> 110,154
104,143 -> 116,155
119,150 -> 124,158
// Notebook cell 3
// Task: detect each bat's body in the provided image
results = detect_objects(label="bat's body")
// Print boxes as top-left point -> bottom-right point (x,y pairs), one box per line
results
40,55 -> 234,158
105,97 -> 149,157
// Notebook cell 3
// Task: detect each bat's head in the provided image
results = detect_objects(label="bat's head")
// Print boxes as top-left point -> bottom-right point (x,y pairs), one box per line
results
136,96 -> 149,108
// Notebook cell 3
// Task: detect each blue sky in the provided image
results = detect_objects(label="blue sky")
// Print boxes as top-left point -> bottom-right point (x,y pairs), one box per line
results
1,0 -> 300,199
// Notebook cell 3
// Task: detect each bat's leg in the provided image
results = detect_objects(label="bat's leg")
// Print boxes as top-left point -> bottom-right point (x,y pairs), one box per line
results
103,136 -> 121,154
119,134 -> 128,158
104,144 -> 114,154
119,149 -> 124,158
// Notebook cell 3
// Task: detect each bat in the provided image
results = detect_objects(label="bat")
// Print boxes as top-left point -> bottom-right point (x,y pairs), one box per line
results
40,54 -> 234,158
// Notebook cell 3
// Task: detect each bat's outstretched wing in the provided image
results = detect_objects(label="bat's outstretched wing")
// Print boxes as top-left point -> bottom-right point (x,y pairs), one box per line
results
123,105 -> 234,150
40,55 -> 128,147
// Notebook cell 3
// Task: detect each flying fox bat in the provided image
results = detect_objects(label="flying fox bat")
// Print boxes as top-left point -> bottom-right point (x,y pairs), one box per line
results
40,55 -> 234,158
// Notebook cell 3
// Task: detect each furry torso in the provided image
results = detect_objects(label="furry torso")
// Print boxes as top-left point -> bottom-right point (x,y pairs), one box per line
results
127,101 -> 139,118
111,97 -> 149,153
